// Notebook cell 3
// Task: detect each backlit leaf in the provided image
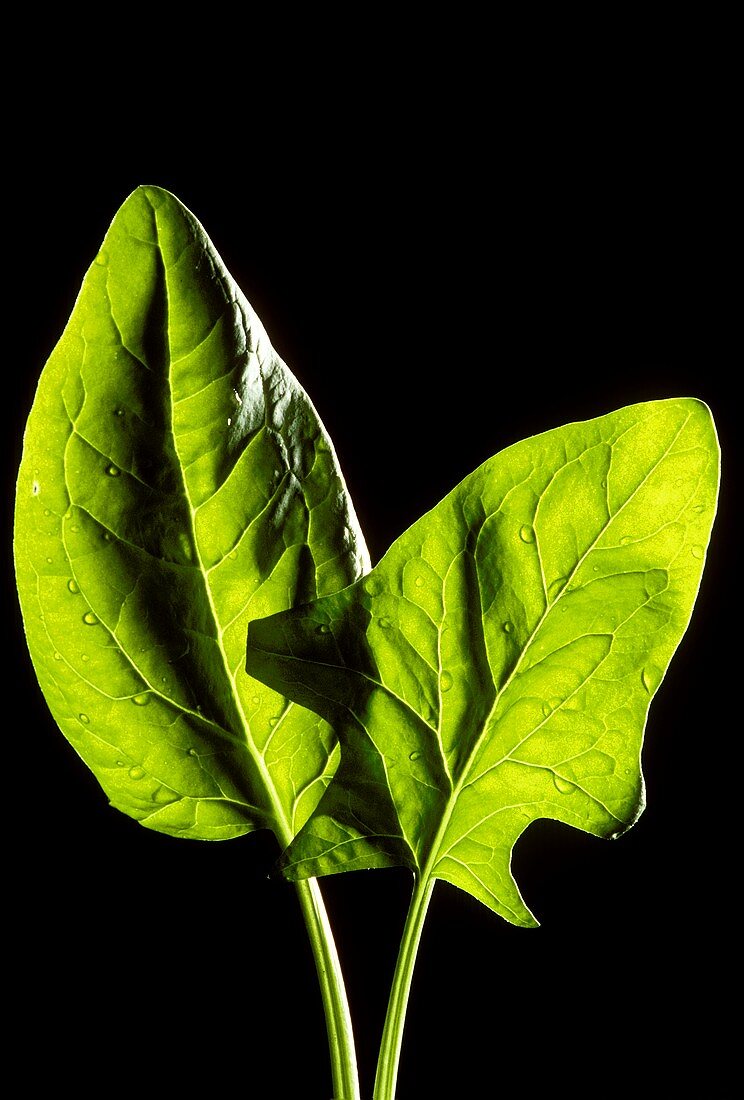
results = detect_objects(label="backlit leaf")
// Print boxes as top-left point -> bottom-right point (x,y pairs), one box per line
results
15,185 -> 368,843
246,398 -> 718,924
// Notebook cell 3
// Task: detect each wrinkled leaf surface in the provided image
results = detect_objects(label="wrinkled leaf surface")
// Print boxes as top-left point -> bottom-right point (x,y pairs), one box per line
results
15,185 -> 368,841
246,399 -> 718,924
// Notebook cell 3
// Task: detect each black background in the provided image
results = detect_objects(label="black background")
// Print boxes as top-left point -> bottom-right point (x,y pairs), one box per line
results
7,32 -> 737,1100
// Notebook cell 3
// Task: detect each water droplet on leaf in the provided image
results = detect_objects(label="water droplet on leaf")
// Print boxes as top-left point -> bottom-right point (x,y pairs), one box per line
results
53,651 -> 62,661
94,250 -> 108,266
105,464 -> 120,477
642,668 -> 653,693
132,692 -> 151,706
128,765 -> 146,780
414,576 -> 424,587
691,544 -> 704,559
83,611 -> 99,626
32,480 -> 40,496
269,717 -> 279,727
81,654 -> 89,663
316,624 -> 331,635
693,503 -> 705,514
503,621 -> 513,634
440,670 -> 453,692
78,713 -> 90,725
553,774 -> 575,794
378,616 -> 392,629
364,576 -> 383,596
548,577 -> 567,601
519,524 -> 535,543
620,535 -> 633,546
188,748 -> 198,757
409,751 -> 421,762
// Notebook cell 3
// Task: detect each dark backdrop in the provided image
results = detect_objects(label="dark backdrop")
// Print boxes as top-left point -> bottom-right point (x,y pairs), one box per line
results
7,50 -> 736,1100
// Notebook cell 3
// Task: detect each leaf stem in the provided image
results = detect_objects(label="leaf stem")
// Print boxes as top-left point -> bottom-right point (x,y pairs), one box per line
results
373,875 -> 435,1100
295,877 -> 360,1100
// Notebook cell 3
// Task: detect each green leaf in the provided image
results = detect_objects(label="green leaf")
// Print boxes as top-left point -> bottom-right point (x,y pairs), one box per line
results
14,185 -> 369,843
246,398 -> 719,925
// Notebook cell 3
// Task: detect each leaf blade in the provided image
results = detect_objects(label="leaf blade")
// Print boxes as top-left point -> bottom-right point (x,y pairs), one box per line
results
246,398 -> 719,923
15,185 -> 368,841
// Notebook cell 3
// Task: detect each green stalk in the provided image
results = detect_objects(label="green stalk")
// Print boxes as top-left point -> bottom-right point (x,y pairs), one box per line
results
295,877 -> 360,1100
373,876 -> 435,1100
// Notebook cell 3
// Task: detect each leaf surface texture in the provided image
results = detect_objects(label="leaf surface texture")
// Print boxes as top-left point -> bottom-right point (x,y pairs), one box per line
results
15,186 -> 368,842
246,399 -> 719,924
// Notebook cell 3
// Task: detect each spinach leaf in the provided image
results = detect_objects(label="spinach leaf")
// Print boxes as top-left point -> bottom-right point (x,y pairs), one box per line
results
246,398 -> 718,925
14,185 -> 369,845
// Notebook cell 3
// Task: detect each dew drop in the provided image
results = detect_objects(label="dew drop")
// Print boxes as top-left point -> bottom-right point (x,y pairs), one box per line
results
642,668 -> 653,693
601,478 -> 607,489
592,564 -> 600,571
81,654 -> 89,663
519,524 -> 535,543
541,701 -> 552,717
691,544 -> 704,559
188,748 -> 199,757
94,250 -> 108,266
440,670 -> 454,692
414,576 -> 424,588
114,407 -> 125,417
32,480 -> 40,496
116,760 -> 126,768
378,616 -> 392,629
53,651 -> 62,661
227,417 -> 232,427
128,765 -> 146,780
269,717 -> 279,727
82,611 -> 99,626
132,692 -> 151,706
620,535 -> 633,546
152,785 -> 176,805
103,532 -> 113,542
44,508 -> 51,516
503,621 -> 513,634
78,713 -> 90,725
548,577 -> 567,601
409,751 -> 421,762
70,523 -> 80,533
315,623 -> 331,635
105,464 -> 120,477
251,695 -> 260,706
46,556 -> 53,564
693,503 -> 705,514
553,774 -> 575,794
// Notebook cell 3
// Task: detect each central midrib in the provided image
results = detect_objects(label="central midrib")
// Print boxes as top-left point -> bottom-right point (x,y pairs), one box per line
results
418,410 -> 693,888
155,206 -> 295,847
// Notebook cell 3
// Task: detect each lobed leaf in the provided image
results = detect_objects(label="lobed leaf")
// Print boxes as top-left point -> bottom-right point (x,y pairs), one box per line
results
246,398 -> 719,925
15,185 -> 369,842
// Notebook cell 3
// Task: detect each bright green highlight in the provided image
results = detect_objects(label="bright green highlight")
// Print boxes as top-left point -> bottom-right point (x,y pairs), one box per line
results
14,185 -> 366,1100
246,398 -> 719,927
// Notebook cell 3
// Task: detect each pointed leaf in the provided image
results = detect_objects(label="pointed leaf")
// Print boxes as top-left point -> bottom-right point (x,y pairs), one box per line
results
246,398 -> 719,924
15,186 -> 368,842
